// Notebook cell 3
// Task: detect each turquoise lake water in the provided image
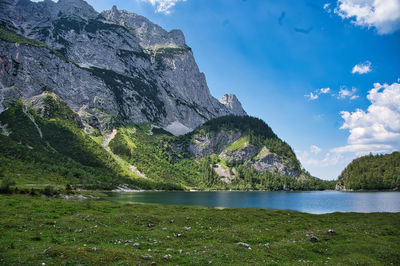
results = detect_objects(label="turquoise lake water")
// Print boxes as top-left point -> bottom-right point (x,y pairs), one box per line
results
104,191 -> 400,214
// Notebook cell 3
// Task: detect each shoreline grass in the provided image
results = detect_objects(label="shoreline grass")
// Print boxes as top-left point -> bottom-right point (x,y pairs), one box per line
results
1,194 -> 399,265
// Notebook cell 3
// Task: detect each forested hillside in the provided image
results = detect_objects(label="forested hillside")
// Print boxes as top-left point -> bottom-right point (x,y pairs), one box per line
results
337,152 -> 400,190
0,94 -> 181,191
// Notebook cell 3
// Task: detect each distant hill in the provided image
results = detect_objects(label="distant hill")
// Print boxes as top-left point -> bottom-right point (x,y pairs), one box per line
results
336,152 -> 400,190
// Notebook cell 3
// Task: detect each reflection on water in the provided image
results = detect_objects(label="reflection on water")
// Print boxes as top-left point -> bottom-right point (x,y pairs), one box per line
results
103,191 -> 400,214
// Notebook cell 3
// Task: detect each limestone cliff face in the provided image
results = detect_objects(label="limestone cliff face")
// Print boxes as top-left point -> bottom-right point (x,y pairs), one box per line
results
0,0 -> 245,135
220,94 -> 247,116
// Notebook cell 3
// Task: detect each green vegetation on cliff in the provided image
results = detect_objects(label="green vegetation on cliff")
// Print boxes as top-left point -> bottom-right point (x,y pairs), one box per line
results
109,125 -> 205,188
0,95 -> 179,190
337,152 -> 400,190
0,27 -> 47,48
178,115 -> 301,171
0,26 -> 71,62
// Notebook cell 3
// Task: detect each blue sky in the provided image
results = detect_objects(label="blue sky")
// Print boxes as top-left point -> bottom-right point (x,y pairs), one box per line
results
83,0 -> 400,180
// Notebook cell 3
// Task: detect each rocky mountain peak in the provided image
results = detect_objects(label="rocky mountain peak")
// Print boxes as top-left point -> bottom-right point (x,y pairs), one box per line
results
0,0 -> 248,136
55,0 -> 98,19
101,6 -> 185,47
220,94 -> 247,116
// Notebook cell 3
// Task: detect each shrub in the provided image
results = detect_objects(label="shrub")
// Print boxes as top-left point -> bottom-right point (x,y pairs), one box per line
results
0,177 -> 16,193
43,185 -> 56,196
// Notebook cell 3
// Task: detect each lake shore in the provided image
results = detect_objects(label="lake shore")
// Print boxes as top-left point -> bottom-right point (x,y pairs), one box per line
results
1,194 -> 399,265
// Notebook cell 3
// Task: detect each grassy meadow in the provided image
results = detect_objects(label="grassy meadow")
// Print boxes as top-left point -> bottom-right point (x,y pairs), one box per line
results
0,194 -> 399,265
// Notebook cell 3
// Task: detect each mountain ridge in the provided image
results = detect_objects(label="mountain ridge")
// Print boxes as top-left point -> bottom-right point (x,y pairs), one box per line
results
0,0 -> 246,135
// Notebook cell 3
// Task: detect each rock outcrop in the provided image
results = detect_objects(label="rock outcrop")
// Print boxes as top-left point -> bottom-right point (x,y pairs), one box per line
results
173,115 -> 302,179
0,0 -> 245,135
220,94 -> 247,116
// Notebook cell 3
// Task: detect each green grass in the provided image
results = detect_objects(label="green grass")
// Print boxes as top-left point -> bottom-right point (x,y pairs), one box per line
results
0,97 -> 179,191
0,194 -> 399,265
226,136 -> 249,152
0,27 -> 47,48
109,125 -> 207,188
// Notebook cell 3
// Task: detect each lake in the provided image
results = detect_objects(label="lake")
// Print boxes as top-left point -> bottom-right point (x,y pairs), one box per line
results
103,191 -> 400,214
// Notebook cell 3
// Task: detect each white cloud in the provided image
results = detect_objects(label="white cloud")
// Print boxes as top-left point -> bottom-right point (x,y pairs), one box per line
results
310,145 -> 322,155
303,80 -> 400,179
305,92 -> 319,100
331,144 -> 394,155
334,0 -> 400,34
324,3 -> 332,13
142,0 -> 187,14
305,87 -> 331,101
297,149 -> 345,167
338,87 -> 359,100
337,80 -> 400,154
352,61 -> 372,74
320,87 -> 331,94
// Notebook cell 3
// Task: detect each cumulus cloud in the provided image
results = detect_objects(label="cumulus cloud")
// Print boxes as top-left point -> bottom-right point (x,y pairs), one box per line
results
324,3 -> 332,13
331,144 -> 394,155
338,87 -> 359,100
297,149 -> 344,167
305,87 -> 332,101
320,87 -> 331,94
310,145 -> 322,155
334,0 -> 400,34
336,80 -> 400,154
305,92 -> 319,100
352,61 -> 372,74
141,0 -> 187,14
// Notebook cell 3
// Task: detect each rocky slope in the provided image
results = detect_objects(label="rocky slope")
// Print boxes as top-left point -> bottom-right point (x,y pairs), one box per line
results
0,0 -> 245,135
172,116 -> 303,182
0,92 -> 180,190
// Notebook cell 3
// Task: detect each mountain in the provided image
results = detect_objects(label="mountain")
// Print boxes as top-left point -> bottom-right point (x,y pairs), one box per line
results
0,0 -> 330,190
0,92 -> 329,190
336,152 -> 400,191
0,0 -> 245,136
0,93 -> 181,190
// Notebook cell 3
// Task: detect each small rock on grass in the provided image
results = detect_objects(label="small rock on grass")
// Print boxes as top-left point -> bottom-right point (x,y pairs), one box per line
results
236,242 -> 251,249
141,254 -> 152,260
43,247 -> 51,254
327,229 -> 336,234
163,254 -> 172,260
310,235 -> 320,242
